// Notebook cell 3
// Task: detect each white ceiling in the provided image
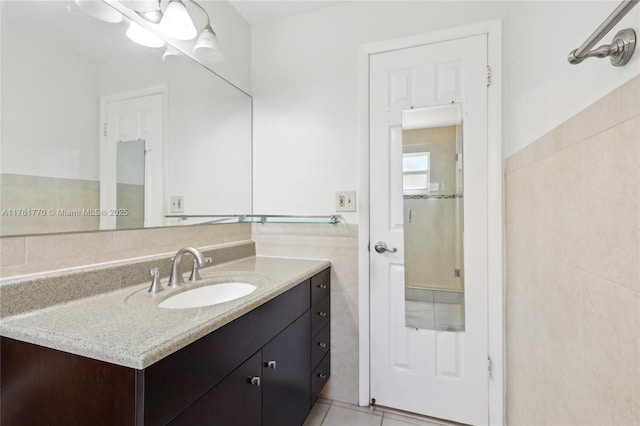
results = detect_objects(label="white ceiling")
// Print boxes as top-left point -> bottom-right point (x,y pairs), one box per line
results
227,1 -> 346,25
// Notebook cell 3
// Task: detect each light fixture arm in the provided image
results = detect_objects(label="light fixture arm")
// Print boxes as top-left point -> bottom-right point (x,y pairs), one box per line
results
187,0 -> 216,35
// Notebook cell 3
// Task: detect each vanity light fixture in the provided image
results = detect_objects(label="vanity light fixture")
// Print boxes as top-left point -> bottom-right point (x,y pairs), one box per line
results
193,25 -> 223,63
76,0 -> 223,62
159,0 -> 197,40
190,0 -> 224,63
126,21 -> 164,48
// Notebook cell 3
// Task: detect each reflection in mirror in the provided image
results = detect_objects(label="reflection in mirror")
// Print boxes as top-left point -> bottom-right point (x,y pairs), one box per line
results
116,140 -> 145,230
402,104 -> 465,331
0,0 -> 252,237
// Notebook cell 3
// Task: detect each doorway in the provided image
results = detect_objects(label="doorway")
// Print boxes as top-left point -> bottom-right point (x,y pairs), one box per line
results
100,86 -> 166,230
358,20 -> 504,425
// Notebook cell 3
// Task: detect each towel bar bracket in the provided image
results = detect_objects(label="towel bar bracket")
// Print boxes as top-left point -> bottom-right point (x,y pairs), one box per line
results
568,28 -> 636,66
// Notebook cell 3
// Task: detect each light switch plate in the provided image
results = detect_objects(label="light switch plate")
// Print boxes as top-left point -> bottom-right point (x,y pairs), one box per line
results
336,191 -> 356,212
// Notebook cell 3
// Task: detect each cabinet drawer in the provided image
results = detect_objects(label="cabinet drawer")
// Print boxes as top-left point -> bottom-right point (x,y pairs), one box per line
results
311,353 -> 331,404
311,323 -> 330,370
311,294 -> 330,337
311,268 -> 330,305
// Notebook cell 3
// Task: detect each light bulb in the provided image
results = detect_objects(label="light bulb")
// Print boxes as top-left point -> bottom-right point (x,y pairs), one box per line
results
126,22 -> 164,48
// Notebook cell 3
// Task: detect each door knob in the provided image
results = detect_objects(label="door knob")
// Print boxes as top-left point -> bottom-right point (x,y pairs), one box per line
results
374,241 -> 397,254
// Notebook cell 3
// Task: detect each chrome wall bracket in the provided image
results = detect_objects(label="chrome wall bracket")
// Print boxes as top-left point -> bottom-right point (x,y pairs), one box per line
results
609,29 -> 636,66
568,28 -> 636,66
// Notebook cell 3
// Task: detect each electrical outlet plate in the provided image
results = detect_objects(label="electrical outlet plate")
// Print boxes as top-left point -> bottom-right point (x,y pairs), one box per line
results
170,196 -> 184,213
336,191 -> 356,212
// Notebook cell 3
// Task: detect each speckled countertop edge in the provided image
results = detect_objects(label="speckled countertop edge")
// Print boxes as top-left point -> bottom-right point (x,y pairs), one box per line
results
0,256 -> 331,369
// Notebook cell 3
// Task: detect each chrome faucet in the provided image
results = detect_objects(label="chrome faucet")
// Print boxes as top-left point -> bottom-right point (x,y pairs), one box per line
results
168,247 -> 206,288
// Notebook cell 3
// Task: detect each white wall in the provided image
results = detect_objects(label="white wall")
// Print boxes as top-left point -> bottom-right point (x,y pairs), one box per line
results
1,22 -> 100,181
251,1 -> 509,223
504,1 -> 640,157
252,1 -> 640,218
198,0 -> 252,93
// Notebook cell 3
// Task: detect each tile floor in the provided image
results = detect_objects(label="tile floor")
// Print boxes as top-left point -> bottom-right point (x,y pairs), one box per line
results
304,399 -> 466,426
405,287 -> 466,332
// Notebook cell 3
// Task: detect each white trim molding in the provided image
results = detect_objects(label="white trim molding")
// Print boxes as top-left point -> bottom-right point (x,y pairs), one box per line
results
357,19 -> 504,425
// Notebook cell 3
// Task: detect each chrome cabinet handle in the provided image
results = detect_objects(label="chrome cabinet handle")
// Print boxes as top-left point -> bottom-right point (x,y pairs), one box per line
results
249,376 -> 261,386
374,241 -> 397,254
318,311 -> 327,317
319,342 -> 327,348
319,373 -> 328,379
318,284 -> 328,289
265,360 -> 277,369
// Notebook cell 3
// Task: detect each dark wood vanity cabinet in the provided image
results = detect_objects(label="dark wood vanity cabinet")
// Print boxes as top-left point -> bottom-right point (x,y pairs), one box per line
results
310,267 -> 331,403
0,268 -> 331,426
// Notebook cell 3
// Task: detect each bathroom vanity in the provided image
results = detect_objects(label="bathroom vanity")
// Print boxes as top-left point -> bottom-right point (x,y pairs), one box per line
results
0,252 -> 331,426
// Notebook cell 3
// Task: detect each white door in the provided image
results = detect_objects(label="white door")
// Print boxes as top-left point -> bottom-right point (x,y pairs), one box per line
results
369,35 -> 488,424
101,92 -> 164,229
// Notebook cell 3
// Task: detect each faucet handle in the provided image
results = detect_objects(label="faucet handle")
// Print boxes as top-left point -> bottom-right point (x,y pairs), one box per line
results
148,267 -> 164,293
188,259 -> 202,282
188,257 -> 212,282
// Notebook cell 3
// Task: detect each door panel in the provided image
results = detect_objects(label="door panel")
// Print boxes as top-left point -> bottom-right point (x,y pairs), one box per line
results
369,35 -> 488,424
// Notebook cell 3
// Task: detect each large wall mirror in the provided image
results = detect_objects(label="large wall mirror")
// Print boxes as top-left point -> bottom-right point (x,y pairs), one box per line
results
0,0 -> 252,237
402,104 -> 465,332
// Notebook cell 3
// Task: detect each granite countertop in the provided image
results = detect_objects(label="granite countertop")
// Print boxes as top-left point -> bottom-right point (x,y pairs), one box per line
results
0,256 -> 330,369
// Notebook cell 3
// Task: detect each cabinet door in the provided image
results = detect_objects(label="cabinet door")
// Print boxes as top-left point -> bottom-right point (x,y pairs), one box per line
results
168,351 -> 262,426
262,311 -> 311,426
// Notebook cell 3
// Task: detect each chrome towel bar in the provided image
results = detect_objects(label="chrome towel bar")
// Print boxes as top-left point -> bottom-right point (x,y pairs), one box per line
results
568,0 -> 638,66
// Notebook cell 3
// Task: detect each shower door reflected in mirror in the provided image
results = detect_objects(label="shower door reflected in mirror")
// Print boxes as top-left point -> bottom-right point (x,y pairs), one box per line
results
402,104 -> 464,331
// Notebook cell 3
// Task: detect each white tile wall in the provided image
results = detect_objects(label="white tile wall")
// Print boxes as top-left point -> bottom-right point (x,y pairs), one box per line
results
252,223 -> 359,404
505,75 -> 640,425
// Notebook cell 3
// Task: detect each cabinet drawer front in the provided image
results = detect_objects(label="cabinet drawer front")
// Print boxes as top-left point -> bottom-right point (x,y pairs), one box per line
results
143,280 -> 310,426
311,353 -> 331,404
311,323 -> 330,370
311,294 -> 330,337
311,268 -> 330,305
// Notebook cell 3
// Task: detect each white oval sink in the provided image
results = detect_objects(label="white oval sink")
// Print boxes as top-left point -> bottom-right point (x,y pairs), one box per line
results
158,282 -> 257,309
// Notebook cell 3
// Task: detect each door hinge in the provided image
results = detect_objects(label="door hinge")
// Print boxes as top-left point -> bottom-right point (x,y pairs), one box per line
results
486,66 -> 491,87
487,357 -> 492,378
103,123 -> 108,137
